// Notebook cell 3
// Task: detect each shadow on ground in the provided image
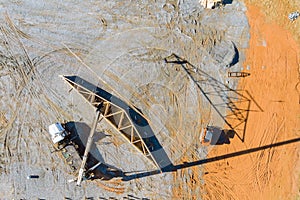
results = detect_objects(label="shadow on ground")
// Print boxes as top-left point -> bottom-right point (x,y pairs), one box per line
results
61,121 -> 123,181
223,0 -> 233,5
164,53 -> 263,142
122,137 -> 300,181
62,75 -> 174,172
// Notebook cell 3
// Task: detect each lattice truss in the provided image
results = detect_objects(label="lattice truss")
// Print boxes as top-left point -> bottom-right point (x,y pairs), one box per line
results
62,76 -> 161,170
165,54 -> 251,142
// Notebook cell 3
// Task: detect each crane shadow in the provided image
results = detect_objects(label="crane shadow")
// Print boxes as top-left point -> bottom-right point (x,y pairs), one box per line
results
164,53 -> 263,142
122,137 -> 300,181
64,121 -> 107,163
61,121 -> 123,181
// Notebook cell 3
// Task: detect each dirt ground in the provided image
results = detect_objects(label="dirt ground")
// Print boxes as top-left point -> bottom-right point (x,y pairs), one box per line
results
0,0 -> 299,199
0,1 -> 249,199
202,2 -> 300,200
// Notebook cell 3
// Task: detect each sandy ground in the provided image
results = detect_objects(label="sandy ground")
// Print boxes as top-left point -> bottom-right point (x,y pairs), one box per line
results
245,0 -> 300,45
202,2 -> 300,200
1,0 -> 298,199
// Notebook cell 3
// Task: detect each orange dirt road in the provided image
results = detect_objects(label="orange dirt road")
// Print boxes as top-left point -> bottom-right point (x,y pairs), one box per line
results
202,4 -> 300,200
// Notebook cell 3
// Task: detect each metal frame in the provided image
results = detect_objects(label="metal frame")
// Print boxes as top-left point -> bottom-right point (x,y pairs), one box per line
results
61,76 -> 161,170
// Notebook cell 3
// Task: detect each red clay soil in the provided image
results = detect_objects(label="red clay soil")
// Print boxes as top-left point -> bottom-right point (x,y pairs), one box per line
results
202,4 -> 300,200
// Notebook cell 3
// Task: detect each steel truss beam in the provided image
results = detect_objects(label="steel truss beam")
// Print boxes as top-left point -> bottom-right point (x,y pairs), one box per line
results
61,76 -> 161,170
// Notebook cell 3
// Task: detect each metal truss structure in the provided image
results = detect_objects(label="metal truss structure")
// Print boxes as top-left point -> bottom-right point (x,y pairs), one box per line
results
62,76 -> 161,170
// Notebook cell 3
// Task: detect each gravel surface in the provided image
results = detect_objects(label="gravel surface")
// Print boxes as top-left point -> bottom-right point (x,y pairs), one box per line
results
0,0 -> 249,199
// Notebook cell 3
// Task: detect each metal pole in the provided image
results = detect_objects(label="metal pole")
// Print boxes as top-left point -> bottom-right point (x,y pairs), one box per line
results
77,109 -> 102,186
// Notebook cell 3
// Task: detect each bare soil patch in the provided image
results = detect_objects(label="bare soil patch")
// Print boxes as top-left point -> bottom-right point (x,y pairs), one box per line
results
202,4 -> 300,200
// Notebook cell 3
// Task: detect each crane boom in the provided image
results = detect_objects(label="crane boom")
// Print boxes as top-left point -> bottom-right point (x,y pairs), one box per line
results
77,107 -> 103,186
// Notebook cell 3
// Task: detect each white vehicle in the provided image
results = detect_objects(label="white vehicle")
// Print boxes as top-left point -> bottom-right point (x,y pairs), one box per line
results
48,122 -> 67,144
200,127 -> 213,145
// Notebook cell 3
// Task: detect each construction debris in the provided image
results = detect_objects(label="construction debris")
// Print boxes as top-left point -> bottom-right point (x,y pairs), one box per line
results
27,175 -> 40,179
228,71 -> 251,77
288,11 -> 299,21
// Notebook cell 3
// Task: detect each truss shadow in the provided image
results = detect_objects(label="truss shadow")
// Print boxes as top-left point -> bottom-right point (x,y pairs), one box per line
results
62,75 -> 174,172
164,53 -> 263,142
61,121 -> 123,181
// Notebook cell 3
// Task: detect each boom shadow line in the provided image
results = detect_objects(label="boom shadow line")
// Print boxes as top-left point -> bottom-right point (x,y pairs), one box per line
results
122,137 -> 300,181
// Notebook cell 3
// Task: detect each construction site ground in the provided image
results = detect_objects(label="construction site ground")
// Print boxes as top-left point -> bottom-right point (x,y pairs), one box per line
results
0,0 -> 299,199
202,1 -> 300,200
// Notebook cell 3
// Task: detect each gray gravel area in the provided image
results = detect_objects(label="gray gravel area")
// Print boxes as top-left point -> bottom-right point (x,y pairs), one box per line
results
0,0 -> 249,199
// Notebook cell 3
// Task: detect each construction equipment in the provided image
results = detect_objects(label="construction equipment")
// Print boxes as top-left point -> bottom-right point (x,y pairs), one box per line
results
48,107 -> 119,185
61,75 -> 172,173
48,75 -> 173,185
48,122 -> 69,144
200,127 -> 213,145
200,126 -> 235,145
77,104 -> 103,185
